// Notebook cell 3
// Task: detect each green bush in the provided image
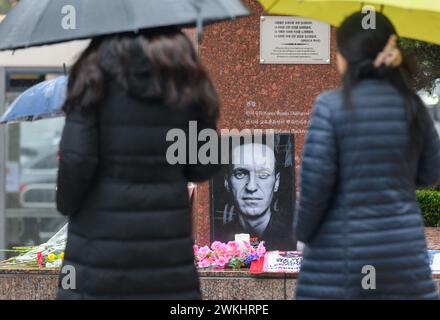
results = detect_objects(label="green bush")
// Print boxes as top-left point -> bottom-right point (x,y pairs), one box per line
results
416,189 -> 440,227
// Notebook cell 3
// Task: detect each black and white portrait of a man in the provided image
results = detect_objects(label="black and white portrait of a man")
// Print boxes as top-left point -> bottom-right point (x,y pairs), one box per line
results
210,133 -> 297,250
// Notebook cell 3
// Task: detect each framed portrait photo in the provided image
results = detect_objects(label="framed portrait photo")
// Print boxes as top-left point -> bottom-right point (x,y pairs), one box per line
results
210,133 -> 296,250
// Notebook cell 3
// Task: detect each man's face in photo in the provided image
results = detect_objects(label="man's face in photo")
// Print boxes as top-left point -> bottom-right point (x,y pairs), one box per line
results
225,143 -> 280,218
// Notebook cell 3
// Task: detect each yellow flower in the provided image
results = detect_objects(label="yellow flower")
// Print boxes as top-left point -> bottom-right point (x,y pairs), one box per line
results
60,252 -> 65,260
47,253 -> 56,262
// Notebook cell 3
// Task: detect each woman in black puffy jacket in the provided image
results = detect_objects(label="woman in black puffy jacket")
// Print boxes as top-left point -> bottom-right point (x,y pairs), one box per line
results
56,28 -> 221,300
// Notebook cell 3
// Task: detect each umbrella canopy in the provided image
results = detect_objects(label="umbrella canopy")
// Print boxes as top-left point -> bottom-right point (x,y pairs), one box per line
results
0,0 -> 250,51
258,0 -> 440,45
0,75 -> 67,124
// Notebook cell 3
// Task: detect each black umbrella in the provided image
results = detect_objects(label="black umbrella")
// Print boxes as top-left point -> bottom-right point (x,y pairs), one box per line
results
0,0 -> 250,50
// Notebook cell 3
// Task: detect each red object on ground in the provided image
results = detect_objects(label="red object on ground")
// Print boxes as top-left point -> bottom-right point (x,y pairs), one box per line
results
37,252 -> 44,266
250,256 -> 265,274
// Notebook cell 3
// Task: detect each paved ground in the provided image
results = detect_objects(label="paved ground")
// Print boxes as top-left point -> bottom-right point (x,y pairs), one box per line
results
426,227 -> 440,249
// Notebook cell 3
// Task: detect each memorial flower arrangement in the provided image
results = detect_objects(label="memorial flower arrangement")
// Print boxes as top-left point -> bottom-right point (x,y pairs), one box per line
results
1,224 -> 269,270
194,240 -> 266,269
0,224 -> 67,269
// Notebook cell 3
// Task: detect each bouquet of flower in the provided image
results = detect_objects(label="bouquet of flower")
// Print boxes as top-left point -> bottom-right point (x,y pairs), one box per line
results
0,224 -> 67,269
194,240 -> 266,269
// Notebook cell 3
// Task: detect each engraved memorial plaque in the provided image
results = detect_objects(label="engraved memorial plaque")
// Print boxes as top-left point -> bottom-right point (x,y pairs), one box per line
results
260,16 -> 330,64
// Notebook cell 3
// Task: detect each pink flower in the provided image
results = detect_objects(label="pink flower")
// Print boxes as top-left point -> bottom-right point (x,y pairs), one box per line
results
211,241 -> 229,257
214,256 -> 229,268
257,242 -> 266,257
198,258 -> 213,268
198,245 -> 211,257
225,241 -> 241,258
193,245 -> 199,256
227,241 -> 239,250
195,246 -> 212,263
211,241 -> 223,251
243,241 -> 253,251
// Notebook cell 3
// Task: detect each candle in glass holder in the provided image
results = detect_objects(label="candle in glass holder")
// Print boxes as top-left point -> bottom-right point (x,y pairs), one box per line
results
235,233 -> 250,249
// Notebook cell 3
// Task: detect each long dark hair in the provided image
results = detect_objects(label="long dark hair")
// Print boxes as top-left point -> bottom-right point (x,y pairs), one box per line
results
63,27 -> 220,127
336,12 -> 427,145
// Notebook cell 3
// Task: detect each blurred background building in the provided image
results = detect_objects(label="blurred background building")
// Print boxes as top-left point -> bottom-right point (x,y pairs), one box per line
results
0,40 -> 89,259
0,1 -> 89,257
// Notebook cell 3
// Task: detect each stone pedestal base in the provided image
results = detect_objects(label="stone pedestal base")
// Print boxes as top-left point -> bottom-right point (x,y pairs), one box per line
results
0,268 -> 438,300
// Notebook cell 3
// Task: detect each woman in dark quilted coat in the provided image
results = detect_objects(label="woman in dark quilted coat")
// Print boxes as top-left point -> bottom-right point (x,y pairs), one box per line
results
296,12 -> 440,300
56,28 -> 221,299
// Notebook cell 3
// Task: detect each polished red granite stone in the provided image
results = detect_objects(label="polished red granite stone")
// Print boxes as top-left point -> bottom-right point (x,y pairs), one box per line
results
193,0 -> 341,245
426,227 -> 440,250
